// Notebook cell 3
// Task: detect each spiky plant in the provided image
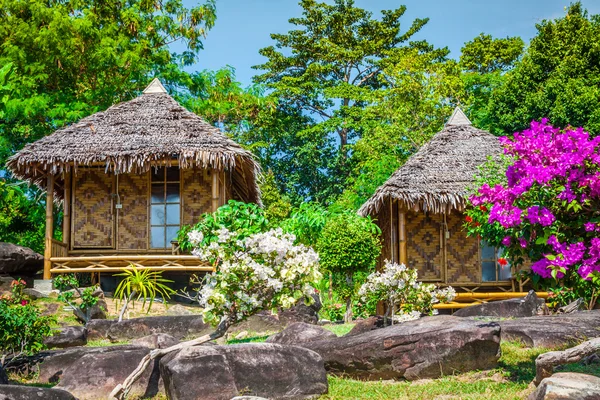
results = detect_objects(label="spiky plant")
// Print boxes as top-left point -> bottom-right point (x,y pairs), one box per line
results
114,267 -> 176,322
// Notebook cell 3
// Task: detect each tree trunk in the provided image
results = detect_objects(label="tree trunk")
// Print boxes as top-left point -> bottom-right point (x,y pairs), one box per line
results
535,337 -> 600,385
344,272 -> 353,323
118,291 -> 136,323
109,317 -> 231,400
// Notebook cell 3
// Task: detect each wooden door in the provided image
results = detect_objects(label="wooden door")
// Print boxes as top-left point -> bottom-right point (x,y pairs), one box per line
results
72,169 -> 114,249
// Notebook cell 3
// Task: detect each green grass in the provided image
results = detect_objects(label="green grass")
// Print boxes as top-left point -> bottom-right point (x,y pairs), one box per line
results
86,339 -> 131,347
320,341 -> 600,399
226,335 -> 270,345
323,323 -> 354,337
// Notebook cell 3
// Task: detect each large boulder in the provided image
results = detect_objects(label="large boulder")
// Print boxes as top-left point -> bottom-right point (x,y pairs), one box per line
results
160,343 -> 328,400
44,326 -> 87,349
0,242 -> 43,276
0,385 -> 76,400
132,333 -> 180,349
227,312 -> 284,339
277,294 -> 322,326
266,322 -> 337,345
302,315 -> 501,380
37,345 -> 162,399
74,299 -> 107,323
454,291 -> 548,318
499,310 -> 600,347
346,316 -> 388,336
86,315 -> 212,341
529,372 -> 600,400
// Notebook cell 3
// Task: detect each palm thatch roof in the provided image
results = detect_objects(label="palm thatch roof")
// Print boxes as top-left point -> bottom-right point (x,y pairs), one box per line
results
6,79 -> 261,204
358,107 -> 502,216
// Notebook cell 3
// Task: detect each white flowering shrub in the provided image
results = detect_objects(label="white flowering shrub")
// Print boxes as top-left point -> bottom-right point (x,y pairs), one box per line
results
188,227 -> 322,327
358,260 -> 456,322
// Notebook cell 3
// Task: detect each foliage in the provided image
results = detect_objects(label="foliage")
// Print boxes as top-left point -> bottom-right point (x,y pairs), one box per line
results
487,3 -> 600,135
187,227 -> 321,327
0,293 -> 53,362
53,274 -> 100,323
9,278 -> 26,305
253,0 -> 443,203
281,202 -> 330,246
177,200 -> 269,252
259,170 -> 292,226
114,267 -> 176,321
317,212 -> 381,321
358,261 -> 455,322
466,120 -> 600,307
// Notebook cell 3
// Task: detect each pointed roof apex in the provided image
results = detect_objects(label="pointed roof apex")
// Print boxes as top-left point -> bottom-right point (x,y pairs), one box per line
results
143,78 -> 167,94
446,107 -> 471,126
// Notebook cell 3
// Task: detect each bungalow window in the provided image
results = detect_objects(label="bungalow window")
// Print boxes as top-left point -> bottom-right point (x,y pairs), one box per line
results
150,167 -> 180,249
481,241 -> 512,282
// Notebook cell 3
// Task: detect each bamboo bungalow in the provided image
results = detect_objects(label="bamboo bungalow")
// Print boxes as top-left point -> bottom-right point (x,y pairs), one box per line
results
359,108 -> 531,295
7,79 -> 260,280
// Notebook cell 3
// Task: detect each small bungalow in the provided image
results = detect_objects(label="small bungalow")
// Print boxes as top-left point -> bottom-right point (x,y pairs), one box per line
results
6,79 -> 260,280
358,108 -> 530,294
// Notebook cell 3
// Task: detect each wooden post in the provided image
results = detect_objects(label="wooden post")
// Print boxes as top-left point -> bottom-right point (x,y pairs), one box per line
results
399,211 -> 407,265
211,169 -> 219,212
44,174 -> 55,280
390,200 -> 395,263
62,171 -> 71,247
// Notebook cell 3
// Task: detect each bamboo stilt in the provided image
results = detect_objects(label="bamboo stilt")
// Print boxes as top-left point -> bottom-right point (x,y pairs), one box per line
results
399,211 -> 407,265
211,169 -> 219,212
44,174 -> 55,280
63,171 -> 71,247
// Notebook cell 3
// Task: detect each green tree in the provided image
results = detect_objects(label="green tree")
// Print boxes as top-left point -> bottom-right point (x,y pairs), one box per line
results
259,170 -> 292,226
317,212 -> 381,322
253,0 -> 435,203
487,2 -> 600,134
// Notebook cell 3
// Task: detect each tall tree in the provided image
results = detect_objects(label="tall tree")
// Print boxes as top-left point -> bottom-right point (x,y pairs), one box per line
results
0,0 -> 217,165
253,0 -> 435,203
487,2 -> 600,134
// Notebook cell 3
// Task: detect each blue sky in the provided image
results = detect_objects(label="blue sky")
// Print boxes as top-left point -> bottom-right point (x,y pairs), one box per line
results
183,0 -> 600,87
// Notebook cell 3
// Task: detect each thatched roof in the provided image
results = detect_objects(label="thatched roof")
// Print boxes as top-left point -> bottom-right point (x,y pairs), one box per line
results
358,107 -> 502,216
6,79 -> 261,204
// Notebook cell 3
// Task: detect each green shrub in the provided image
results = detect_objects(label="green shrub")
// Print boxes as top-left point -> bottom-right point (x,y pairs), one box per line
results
0,301 -> 53,362
177,200 -> 269,252
281,202 -> 330,246
317,212 -> 381,322
54,274 -> 101,323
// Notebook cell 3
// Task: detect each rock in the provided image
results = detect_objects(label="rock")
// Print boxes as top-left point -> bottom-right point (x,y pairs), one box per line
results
23,288 -> 47,300
166,304 -> 193,316
228,312 -> 284,338
346,316 -> 388,336
132,333 -> 180,349
86,315 -> 212,341
302,315 -> 501,380
499,310 -> 600,347
0,385 -> 76,400
277,293 -> 322,326
74,299 -> 107,323
37,345 -> 162,399
0,242 -> 43,276
529,372 -> 600,400
160,343 -> 328,400
0,365 -> 7,384
91,287 -> 104,298
234,331 -> 248,340
231,397 -> 268,400
558,298 -> 586,314
266,322 -> 337,345
41,302 -> 60,316
534,337 -> 600,384
454,291 -> 548,318
44,326 -> 87,349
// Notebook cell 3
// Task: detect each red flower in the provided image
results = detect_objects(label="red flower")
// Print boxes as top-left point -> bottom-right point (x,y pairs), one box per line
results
20,300 -> 28,306
465,216 -> 473,223
498,258 -> 508,266
474,222 -> 480,227
479,205 -> 488,212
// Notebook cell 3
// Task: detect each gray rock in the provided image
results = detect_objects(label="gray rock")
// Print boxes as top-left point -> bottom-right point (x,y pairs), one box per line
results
160,343 -> 328,400
132,333 -> 180,349
346,316 -> 388,336
266,322 -> 337,345
0,385 -> 76,400
454,291 -> 548,318
0,365 -> 7,384
499,310 -> 600,347
302,315 -> 501,380
0,242 -> 43,276
86,315 -> 212,341
74,299 -> 107,323
166,304 -> 193,316
227,312 -> 284,338
558,298 -> 586,314
277,293 -> 322,326
529,372 -> 600,400
44,326 -> 87,349
23,288 -> 47,300
37,345 -> 162,399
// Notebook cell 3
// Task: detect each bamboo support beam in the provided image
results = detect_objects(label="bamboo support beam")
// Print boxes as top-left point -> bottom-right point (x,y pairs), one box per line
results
211,169 -> 219,212
453,291 -> 549,300
50,266 -> 214,274
50,255 -> 205,262
63,171 -> 71,246
44,174 -> 55,280
399,211 -> 407,265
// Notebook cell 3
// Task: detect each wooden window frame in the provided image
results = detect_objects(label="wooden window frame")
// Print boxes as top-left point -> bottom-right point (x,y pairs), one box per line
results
480,241 -> 512,282
149,167 -> 181,249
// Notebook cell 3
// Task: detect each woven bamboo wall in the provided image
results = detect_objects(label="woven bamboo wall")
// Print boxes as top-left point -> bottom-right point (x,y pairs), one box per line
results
72,169 -> 114,248
181,168 -> 212,226
445,211 -> 480,284
117,173 -> 148,250
405,210 -> 443,281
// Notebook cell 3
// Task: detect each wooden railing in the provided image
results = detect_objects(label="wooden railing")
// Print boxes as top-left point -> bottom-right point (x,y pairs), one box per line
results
50,239 -> 69,258
49,254 -> 213,274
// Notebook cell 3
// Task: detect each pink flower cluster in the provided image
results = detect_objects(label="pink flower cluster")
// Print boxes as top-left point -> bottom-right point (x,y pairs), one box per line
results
470,120 -> 600,280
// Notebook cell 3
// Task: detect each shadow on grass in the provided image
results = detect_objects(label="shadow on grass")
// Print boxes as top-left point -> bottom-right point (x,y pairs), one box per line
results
226,335 -> 270,345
